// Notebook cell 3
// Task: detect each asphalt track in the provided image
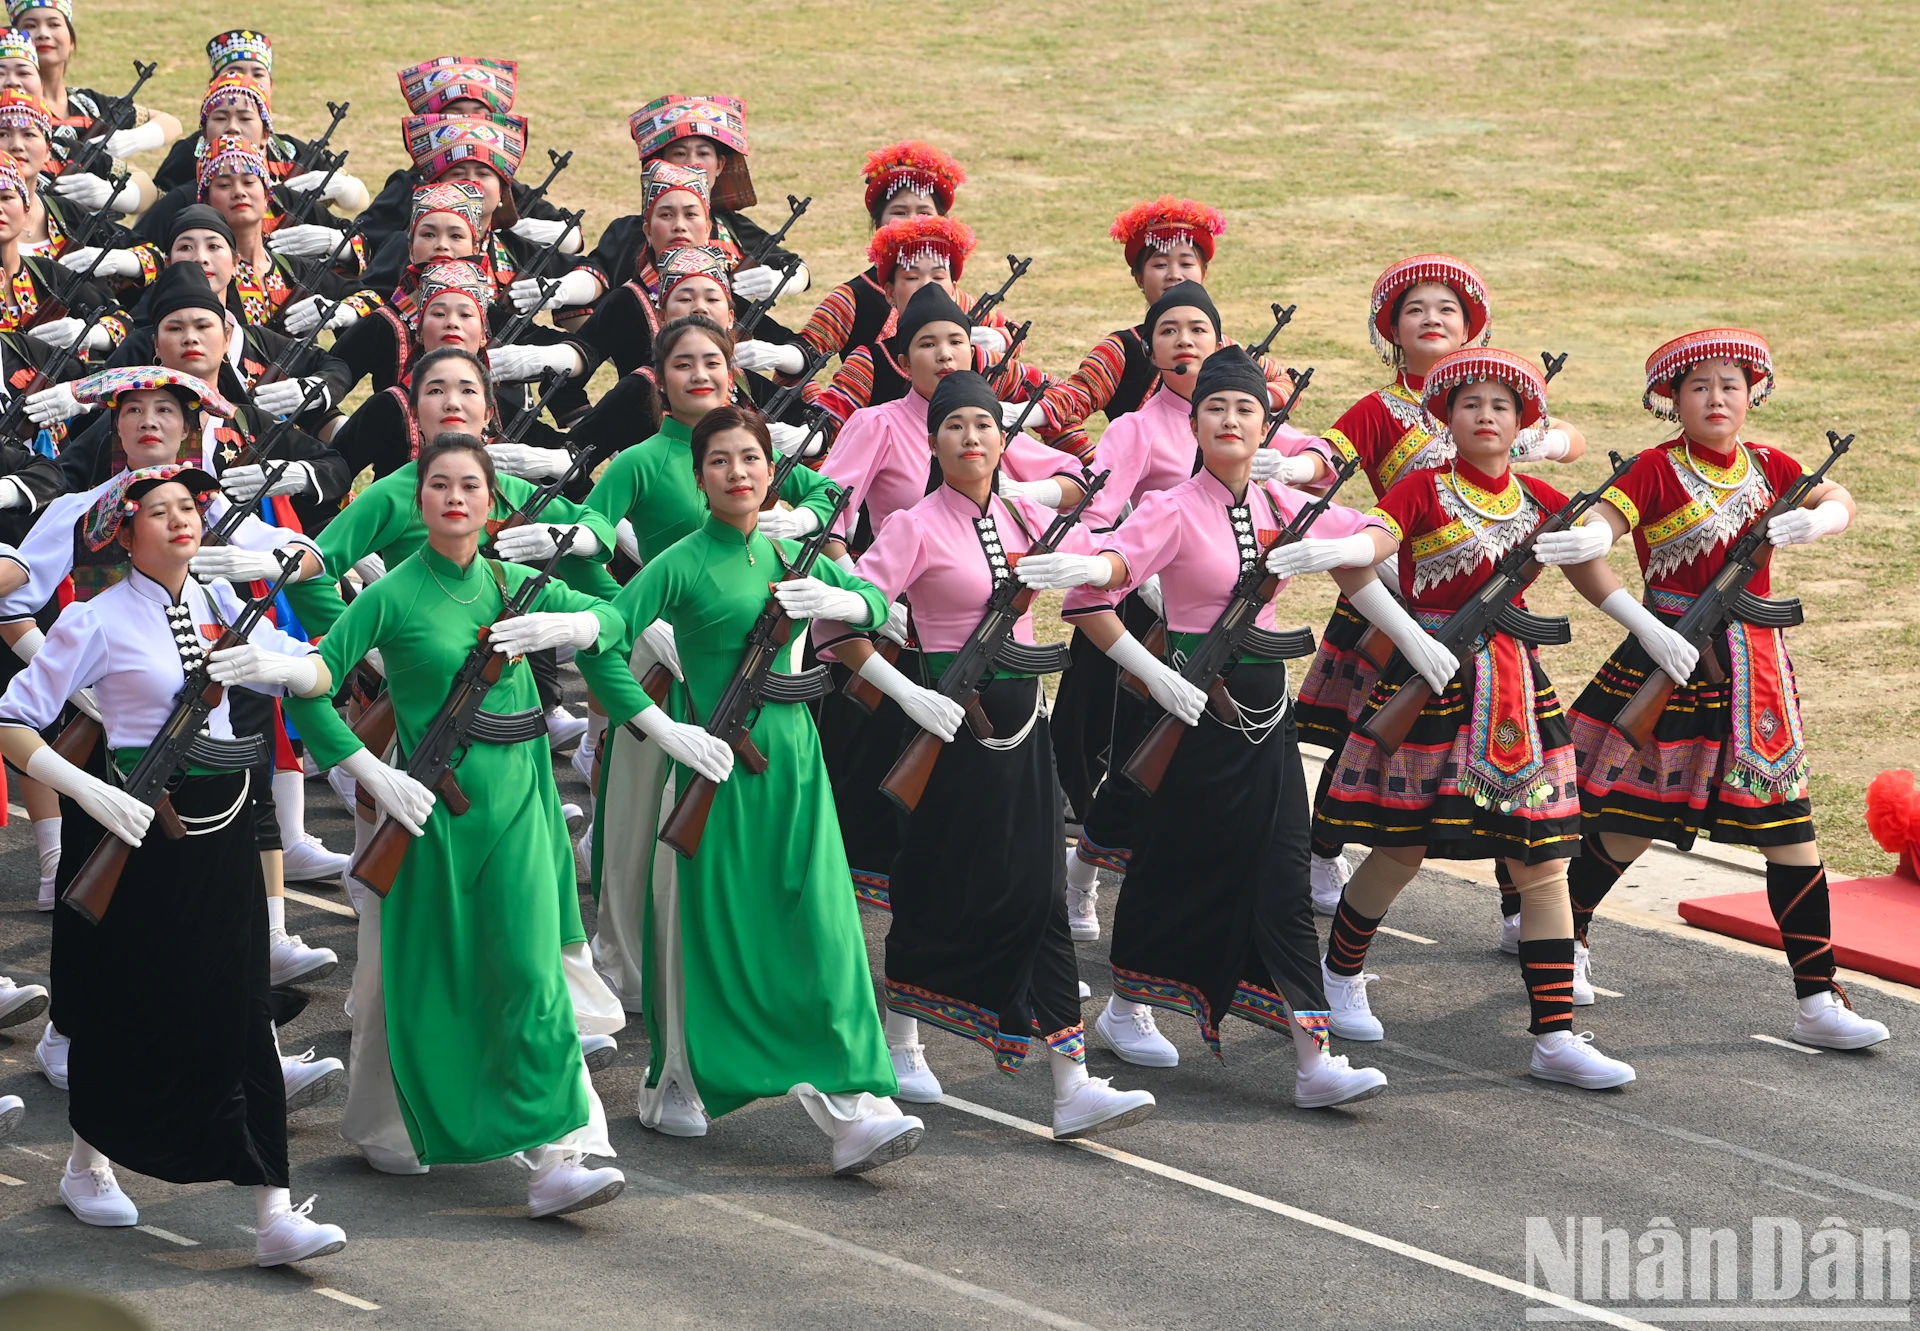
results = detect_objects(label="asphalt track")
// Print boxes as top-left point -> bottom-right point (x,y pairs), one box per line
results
1,704 -> 1913,1329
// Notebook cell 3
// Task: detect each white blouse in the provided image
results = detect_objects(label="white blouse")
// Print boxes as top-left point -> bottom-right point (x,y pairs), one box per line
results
0,568 -> 317,749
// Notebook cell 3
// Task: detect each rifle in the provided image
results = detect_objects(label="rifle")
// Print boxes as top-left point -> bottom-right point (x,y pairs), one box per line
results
1246,302 -> 1297,360
1611,430 -> 1850,749
733,252 -> 801,337
64,60 -> 156,181
762,406 -> 835,510
31,200 -> 124,326
350,530 -> 578,893
739,193 -> 811,272
982,320 -> 1030,391
966,254 -> 1031,327
255,299 -> 339,388
63,550 -> 305,923
205,385 -> 328,536
879,470 -> 1109,812
760,342 -> 833,424
277,148 -> 350,229
654,486 -> 852,857
1120,455 -> 1362,796
495,369 -> 574,450
1354,449 -> 1639,756
491,207 -> 587,347
516,148 -> 573,219
272,218 -> 368,325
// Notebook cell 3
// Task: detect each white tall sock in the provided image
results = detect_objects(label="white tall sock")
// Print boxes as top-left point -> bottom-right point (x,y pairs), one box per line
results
1066,846 -> 1099,892
266,895 -> 286,935
33,817 -> 60,880
883,1009 -> 918,1049
255,1185 -> 291,1226
1107,994 -> 1148,1019
68,1132 -> 108,1173
1288,1016 -> 1328,1073
1049,1047 -> 1088,1097
271,770 -> 305,849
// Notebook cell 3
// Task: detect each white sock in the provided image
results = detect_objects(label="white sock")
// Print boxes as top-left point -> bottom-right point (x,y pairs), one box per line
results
271,770 -> 305,848
33,817 -> 60,880
68,1133 -> 108,1174
255,1184 -> 291,1227
1066,846 -> 1099,892
1106,995 -> 1147,1020
1288,1018 -> 1328,1073
1798,991 -> 1837,1018
883,1010 -> 918,1050
270,1021 -> 283,1057
266,894 -> 286,935
1536,1029 -> 1572,1051
1049,1048 -> 1088,1097
524,1143 -> 578,1177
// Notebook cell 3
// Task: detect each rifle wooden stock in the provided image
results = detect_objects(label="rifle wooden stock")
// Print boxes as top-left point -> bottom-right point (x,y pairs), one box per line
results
1119,713 -> 1181,796
1354,624 -> 1393,672
879,728 -> 942,813
1354,674 -> 1434,757
641,662 -> 673,707
1116,621 -> 1166,703
840,638 -> 900,714
656,730 -> 768,858
60,791 -> 182,925
350,760 -> 472,897
1610,638 -> 1725,750
51,712 -> 101,766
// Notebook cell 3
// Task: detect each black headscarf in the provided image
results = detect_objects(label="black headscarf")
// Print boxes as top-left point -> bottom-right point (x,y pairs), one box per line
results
163,203 -> 237,252
148,262 -> 227,322
1142,279 -> 1221,340
926,369 -> 1002,433
896,282 -> 970,347
1189,345 -> 1269,415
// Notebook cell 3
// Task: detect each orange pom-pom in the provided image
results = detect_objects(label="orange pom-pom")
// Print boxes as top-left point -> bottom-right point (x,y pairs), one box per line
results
1865,769 -> 1920,854
861,140 -> 966,213
868,215 -> 977,282
1108,196 -> 1226,265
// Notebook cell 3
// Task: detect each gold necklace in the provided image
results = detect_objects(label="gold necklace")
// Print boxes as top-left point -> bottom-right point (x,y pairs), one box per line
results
426,557 -> 485,605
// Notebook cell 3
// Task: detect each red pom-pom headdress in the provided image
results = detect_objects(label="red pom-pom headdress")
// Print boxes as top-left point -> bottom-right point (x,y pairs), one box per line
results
861,140 -> 965,215
1109,196 -> 1225,267
1369,253 -> 1491,365
1420,348 -> 1548,430
1641,328 -> 1775,421
869,215 -> 976,282
1866,769 -> 1920,856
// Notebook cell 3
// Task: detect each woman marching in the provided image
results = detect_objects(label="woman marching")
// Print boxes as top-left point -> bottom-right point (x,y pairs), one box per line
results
1539,330 -> 1888,1050
589,403 -> 925,1174
823,370 -> 1154,1136
1016,347 -> 1389,1105
0,460 -> 346,1263
258,432 -> 629,1214
1301,348 -> 1673,1089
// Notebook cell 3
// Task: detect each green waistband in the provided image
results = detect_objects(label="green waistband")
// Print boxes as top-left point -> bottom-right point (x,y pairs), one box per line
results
1165,630 -> 1288,666
919,651 -> 1039,684
111,748 -> 228,779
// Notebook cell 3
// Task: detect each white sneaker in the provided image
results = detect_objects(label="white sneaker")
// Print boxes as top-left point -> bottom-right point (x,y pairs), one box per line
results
1310,852 -> 1351,917
282,1048 -> 344,1112
1572,940 -> 1595,1007
528,1157 -> 625,1219
1499,913 -> 1522,956
60,1163 -> 138,1226
1792,991 -> 1891,1050
581,1032 -> 617,1073
0,976 -> 49,1029
255,1195 -> 346,1266
282,833 -> 349,884
570,735 -> 597,785
1322,962 -> 1384,1041
546,706 -> 589,752
325,765 -> 356,809
1094,1000 -> 1179,1067
1296,1054 -> 1390,1109
831,1112 -> 924,1176
644,1080 -> 709,1138
0,1093 -> 22,1139
1052,1077 -> 1155,1139
269,932 -> 338,988
561,803 -> 585,836
1529,1030 -> 1636,1089
36,1023 -> 68,1089
37,874 -> 55,911
1067,881 -> 1100,942
1077,980 -> 1092,1000
889,1043 -> 942,1104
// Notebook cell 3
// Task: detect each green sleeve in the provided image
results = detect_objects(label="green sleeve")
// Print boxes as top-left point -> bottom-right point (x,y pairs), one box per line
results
284,475 -> 412,635
584,448 -> 645,530
779,461 -> 840,529
283,585 -> 392,769
594,558 -> 677,726
811,548 -> 887,630
498,472 -> 618,567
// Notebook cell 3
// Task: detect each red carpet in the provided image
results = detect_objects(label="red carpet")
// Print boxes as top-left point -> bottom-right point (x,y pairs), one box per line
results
1679,867 -> 1920,988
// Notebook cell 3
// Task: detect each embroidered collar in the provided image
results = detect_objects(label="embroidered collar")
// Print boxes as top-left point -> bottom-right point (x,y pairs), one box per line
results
1444,458 -> 1523,519
1678,436 -> 1751,490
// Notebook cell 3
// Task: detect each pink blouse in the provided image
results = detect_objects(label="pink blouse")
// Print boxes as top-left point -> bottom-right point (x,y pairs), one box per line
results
1062,467 -> 1385,634
1081,385 -> 1334,532
822,389 -> 1083,544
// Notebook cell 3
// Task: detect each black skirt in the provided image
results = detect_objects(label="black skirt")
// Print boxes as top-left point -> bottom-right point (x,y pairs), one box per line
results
815,657 -> 912,906
51,771 -> 288,1187
884,676 -> 1080,1071
1109,662 -> 1325,1056
1049,593 -> 1158,827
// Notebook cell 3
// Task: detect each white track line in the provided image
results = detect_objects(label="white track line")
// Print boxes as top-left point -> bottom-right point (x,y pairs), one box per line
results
282,887 -> 355,919
135,1225 -> 198,1246
0,1172 -> 24,1186
1378,925 -> 1437,945
1751,1033 -> 1822,1055
629,1170 -> 1104,1331
1590,984 -> 1626,998
313,1288 -> 380,1311
937,1096 -> 1665,1331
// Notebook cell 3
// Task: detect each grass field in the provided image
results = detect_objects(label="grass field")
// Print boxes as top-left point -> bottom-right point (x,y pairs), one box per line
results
87,0 -> 1918,872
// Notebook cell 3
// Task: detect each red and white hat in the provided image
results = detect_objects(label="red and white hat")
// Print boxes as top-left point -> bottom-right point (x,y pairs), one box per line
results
1420,348 -> 1547,430
1641,328 -> 1774,420
869,215 -> 976,283
861,140 -> 965,215
415,259 -> 493,321
1109,196 -> 1225,268
1369,254 -> 1491,364
397,56 -> 517,116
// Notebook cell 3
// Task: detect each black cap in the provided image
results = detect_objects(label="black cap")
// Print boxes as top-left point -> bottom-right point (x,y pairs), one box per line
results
896,282 -> 970,348
148,261 -> 227,322
162,203 -> 236,252
926,369 -> 1002,433
1142,279 -> 1221,341
1189,345 -> 1269,416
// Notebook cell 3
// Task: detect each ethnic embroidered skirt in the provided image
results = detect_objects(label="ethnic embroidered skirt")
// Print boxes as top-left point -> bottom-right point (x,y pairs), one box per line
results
1294,594 -> 1381,752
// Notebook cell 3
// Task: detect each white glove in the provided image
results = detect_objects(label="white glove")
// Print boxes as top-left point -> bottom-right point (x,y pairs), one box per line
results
772,575 -> 872,624
1265,533 -> 1379,580
757,506 -> 819,541
206,642 -> 321,695
510,216 -> 583,251
190,545 -> 288,582
996,475 -> 1063,507
730,261 -> 809,302
352,552 -> 387,585
629,702 -> 733,783
1249,450 -> 1321,485
1135,573 -> 1164,618
340,746 -> 435,836
0,476 -> 32,510
69,685 -> 102,722
24,383 -> 83,426
361,647 -> 386,678
253,376 -> 330,418
766,420 -> 812,457
1014,552 -> 1110,591
284,169 -> 365,207
27,745 -> 152,847
100,121 -> 165,160
493,522 -> 601,563
1510,427 -> 1572,463
1105,630 -> 1205,726
641,619 -> 681,680
284,295 -> 360,337
487,343 -> 583,383
969,325 -> 1008,356
218,462 -> 311,504
9,625 -> 41,662
58,245 -> 141,280
999,399 -> 1032,429
267,223 -> 342,259
858,650 -> 964,741
1349,580 -> 1459,694
29,318 -> 112,353
1768,499 -> 1850,547
486,441 -> 572,481
615,518 -> 642,565
877,600 -> 910,647
1533,519 -> 1614,567
489,609 -> 601,656
732,339 -> 806,376
1597,589 -> 1699,686
508,268 -> 600,314
52,172 -> 139,213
